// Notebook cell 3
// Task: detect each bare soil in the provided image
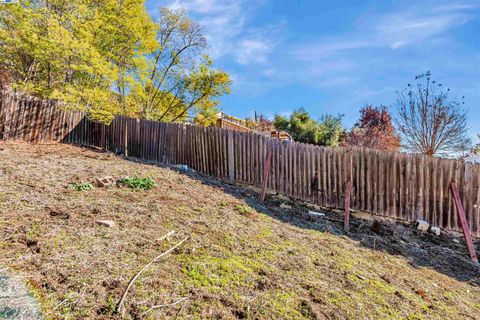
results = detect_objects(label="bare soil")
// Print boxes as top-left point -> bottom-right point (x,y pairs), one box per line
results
0,142 -> 479,320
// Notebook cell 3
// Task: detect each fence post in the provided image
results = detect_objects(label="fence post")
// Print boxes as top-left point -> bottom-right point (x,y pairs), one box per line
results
228,130 -> 235,181
451,182 -> 478,264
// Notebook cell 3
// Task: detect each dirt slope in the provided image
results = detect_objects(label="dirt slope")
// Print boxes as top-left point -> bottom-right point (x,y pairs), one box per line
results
0,142 -> 479,320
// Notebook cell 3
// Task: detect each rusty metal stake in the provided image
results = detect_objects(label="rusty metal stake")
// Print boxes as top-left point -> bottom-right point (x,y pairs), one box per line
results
451,182 -> 478,264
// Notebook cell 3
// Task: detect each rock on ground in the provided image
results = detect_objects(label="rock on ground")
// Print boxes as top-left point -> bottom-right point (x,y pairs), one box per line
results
95,176 -> 116,188
96,220 -> 115,227
416,219 -> 429,232
430,226 -> 441,236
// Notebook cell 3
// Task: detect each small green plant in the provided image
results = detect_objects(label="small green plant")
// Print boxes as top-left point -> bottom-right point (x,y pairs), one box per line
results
120,176 -> 156,190
70,183 -> 94,192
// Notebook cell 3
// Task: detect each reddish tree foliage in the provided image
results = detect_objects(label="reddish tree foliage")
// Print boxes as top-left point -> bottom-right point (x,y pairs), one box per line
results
342,106 -> 400,151
247,113 -> 274,131
258,114 -> 273,131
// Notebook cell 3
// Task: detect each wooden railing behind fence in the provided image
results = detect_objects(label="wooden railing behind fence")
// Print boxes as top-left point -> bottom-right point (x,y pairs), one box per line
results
1,90 -> 479,236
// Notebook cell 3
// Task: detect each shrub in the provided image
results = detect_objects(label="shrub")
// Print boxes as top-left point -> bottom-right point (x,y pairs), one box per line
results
120,176 -> 156,190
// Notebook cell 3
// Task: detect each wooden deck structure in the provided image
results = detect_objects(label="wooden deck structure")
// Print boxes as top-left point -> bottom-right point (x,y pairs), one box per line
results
215,112 -> 293,141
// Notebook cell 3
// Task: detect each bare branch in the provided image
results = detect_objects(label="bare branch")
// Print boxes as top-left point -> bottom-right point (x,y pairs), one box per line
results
116,235 -> 190,317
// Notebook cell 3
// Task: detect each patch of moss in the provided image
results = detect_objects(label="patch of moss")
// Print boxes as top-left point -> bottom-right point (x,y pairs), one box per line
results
260,291 -> 305,319
181,254 -> 264,291
255,228 -> 273,239
235,204 -> 254,216
327,290 -> 351,306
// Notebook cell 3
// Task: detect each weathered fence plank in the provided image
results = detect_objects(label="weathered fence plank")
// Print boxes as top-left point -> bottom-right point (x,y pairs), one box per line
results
1,90 -> 480,236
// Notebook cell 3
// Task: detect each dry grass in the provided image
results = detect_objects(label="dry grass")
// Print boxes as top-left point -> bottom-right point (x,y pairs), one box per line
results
0,141 -> 479,320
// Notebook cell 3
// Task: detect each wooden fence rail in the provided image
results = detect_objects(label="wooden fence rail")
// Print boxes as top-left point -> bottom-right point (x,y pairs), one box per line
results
1,90 -> 479,236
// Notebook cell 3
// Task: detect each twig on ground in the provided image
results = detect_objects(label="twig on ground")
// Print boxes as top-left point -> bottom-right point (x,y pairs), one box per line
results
140,297 -> 189,317
116,235 -> 190,316
155,230 -> 175,242
53,296 -> 71,310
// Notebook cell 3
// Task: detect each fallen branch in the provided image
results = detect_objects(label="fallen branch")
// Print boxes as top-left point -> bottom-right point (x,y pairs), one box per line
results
116,235 -> 190,316
140,297 -> 189,317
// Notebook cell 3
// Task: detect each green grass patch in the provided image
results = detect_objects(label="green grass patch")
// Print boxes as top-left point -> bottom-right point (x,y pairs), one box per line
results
119,176 -> 156,190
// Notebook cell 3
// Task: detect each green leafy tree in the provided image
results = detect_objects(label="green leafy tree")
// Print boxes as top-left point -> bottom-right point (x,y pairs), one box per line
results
126,9 -> 231,123
274,108 -> 343,146
0,0 -> 157,123
0,4 -> 230,125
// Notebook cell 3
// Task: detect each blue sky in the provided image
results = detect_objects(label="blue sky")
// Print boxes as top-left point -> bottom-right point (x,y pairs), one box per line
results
147,0 -> 480,138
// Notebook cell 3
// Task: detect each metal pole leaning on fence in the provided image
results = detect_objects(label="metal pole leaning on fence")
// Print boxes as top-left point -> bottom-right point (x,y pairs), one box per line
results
344,181 -> 353,232
450,182 -> 478,264
260,148 -> 273,201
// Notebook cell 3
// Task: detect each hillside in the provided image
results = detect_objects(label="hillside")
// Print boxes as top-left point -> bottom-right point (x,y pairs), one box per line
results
0,142 -> 479,320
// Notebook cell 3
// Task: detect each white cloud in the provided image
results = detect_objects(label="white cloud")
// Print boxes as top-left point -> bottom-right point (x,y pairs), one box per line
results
295,40 -> 369,61
235,39 -> 271,65
287,1 -> 478,88
433,2 -> 480,13
293,1 -> 476,58
375,12 -> 471,49
162,0 -> 274,65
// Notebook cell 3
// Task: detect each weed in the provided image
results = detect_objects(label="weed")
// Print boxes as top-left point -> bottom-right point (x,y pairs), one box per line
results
70,183 -> 94,192
119,176 -> 156,190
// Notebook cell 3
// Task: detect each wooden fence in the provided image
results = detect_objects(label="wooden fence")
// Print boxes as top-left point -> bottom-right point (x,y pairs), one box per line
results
0,90 -> 84,142
1,90 -> 479,236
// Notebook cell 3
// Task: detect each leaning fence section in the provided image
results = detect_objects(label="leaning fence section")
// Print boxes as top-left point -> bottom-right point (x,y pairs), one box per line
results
1,90 -> 479,236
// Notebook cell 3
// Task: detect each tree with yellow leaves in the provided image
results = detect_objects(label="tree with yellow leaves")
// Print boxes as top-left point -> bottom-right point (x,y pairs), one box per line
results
126,8 -> 231,124
0,3 -> 231,125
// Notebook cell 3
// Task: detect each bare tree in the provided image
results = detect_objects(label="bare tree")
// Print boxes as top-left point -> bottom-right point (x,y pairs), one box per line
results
396,71 -> 471,156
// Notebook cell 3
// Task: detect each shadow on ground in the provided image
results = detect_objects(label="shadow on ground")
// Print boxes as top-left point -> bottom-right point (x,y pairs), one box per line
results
172,164 -> 480,287
85,146 -> 480,287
